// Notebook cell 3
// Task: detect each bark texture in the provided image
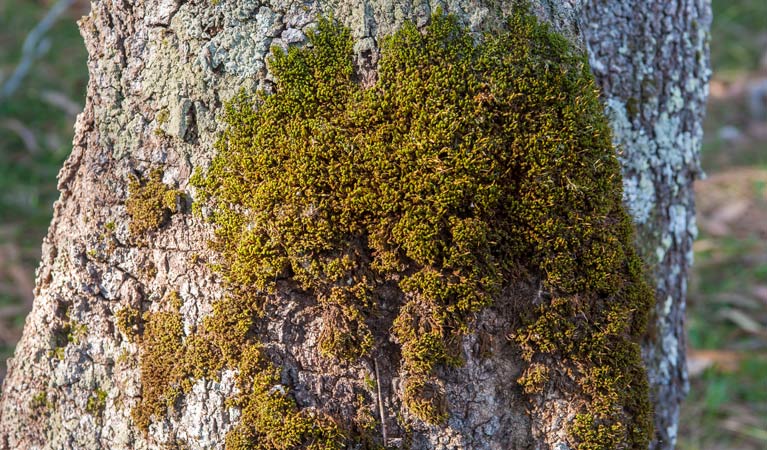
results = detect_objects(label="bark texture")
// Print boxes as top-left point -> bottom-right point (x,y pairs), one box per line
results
581,2 -> 711,448
0,0 -> 709,449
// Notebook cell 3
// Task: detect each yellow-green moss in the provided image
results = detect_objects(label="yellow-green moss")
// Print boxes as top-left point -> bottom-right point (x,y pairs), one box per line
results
87,388 -> 108,416
224,344 -> 346,450
156,108 -> 170,125
125,169 -> 181,237
115,306 -> 141,342
126,6 -> 655,449
132,297 -> 185,431
126,289 -> 345,447
30,391 -> 50,410
49,312 -> 88,360
68,321 -> 88,345
49,347 -> 65,360
317,284 -> 375,361
517,363 -> 550,395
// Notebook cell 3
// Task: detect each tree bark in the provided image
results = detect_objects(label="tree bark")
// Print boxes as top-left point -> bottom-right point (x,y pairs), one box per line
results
581,2 -> 710,448
0,1 -> 709,449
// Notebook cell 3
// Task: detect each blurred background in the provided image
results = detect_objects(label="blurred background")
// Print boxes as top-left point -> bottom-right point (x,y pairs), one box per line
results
0,0 -> 764,448
0,0 -> 89,362
681,1 -> 767,448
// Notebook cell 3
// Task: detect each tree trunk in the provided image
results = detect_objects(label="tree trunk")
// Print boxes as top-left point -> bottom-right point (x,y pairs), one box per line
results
581,2 -> 710,448
0,1 -> 709,449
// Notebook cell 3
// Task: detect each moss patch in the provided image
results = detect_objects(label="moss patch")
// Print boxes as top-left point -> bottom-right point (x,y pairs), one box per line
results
131,294 -> 185,432
48,309 -> 88,359
86,388 -> 108,416
30,391 -> 50,410
224,344 -> 346,450
127,289 -> 345,447
126,6 -> 655,449
115,306 -> 141,342
125,169 -> 181,237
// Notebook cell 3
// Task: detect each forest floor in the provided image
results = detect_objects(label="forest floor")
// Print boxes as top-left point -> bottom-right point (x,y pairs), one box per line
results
0,0 -> 764,448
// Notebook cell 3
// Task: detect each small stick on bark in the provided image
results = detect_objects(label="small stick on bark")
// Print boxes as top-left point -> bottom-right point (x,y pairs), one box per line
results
374,357 -> 388,445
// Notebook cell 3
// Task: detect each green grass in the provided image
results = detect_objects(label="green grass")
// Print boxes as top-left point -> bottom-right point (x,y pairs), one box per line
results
683,224 -> 767,449
680,357 -> 767,450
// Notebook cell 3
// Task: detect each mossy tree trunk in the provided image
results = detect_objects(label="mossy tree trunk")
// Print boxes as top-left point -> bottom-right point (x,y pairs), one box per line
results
0,1 -> 709,450
582,2 -> 711,448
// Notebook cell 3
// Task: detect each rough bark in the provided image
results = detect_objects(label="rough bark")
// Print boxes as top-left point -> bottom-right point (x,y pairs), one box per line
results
581,2 -> 710,448
0,0 -> 709,449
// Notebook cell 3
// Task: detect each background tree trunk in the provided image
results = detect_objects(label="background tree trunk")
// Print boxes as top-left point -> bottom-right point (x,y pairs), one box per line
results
581,2 -> 710,448
0,1 -> 709,449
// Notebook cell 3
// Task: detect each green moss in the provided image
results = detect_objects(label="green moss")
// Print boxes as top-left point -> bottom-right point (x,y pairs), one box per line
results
115,306 -> 141,342
68,321 -> 88,344
517,363 -> 550,395
116,349 -> 130,365
87,388 -> 108,415
125,169 -> 181,237
128,290 -> 345,447
188,252 -> 201,265
224,345 -> 346,450
363,375 -> 376,392
48,313 -> 88,359
50,320 -> 70,359
143,260 -> 158,280
317,285 -> 375,361
132,296 -> 185,432
352,394 -> 383,450
156,108 -> 170,125
49,346 -> 65,360
126,6 -> 655,449
30,391 -> 50,410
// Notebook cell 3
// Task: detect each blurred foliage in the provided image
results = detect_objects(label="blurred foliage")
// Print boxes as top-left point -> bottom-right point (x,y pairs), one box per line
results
710,0 -> 767,79
682,1 -> 767,448
0,0 -> 87,365
0,0 -> 87,226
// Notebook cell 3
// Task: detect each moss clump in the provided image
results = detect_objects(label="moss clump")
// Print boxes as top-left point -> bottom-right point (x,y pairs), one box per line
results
224,344 -> 346,450
87,388 -> 108,415
192,9 -> 652,443
67,321 -> 88,344
128,291 -> 345,448
115,306 -> 141,341
49,311 -> 88,360
30,391 -> 50,410
517,363 -> 550,395
156,108 -> 170,125
50,347 -> 65,360
125,169 -> 181,237
317,285 -> 375,361
132,294 -> 185,431
174,6 -> 651,448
